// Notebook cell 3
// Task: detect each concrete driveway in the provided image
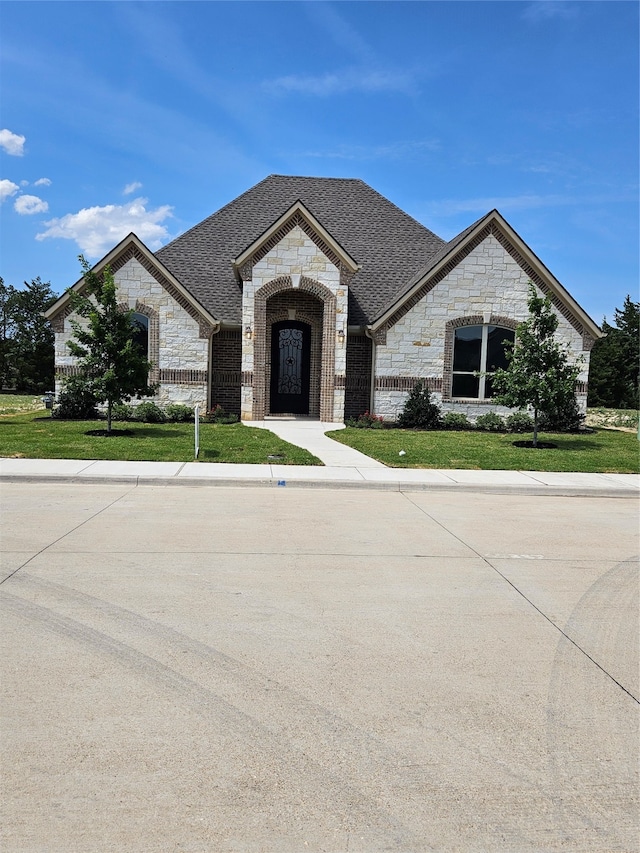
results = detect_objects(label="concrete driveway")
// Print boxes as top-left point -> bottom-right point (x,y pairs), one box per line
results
1,482 -> 638,852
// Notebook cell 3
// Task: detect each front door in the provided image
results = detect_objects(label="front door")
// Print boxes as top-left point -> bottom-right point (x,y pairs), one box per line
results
270,321 -> 311,414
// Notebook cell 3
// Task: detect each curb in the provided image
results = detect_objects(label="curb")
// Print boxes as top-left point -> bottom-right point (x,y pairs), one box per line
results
1,472 -> 637,498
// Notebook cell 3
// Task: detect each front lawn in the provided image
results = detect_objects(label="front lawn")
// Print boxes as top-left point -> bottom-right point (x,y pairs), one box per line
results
327,426 -> 639,473
0,413 -> 321,465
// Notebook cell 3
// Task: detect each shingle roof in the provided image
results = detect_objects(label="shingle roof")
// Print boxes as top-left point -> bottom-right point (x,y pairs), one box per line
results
155,175 -> 446,326
375,211 -> 493,321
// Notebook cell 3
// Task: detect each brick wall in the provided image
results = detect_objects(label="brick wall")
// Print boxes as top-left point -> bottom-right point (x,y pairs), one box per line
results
211,329 -> 242,415
344,334 -> 372,419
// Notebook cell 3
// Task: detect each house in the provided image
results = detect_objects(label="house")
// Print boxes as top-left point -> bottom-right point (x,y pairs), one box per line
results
46,175 -> 600,422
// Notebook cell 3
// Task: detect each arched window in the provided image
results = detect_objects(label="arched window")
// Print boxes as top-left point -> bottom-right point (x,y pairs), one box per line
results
452,324 -> 515,399
131,312 -> 149,357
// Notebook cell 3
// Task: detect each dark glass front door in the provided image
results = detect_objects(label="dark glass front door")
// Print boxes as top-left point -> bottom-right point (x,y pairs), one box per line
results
270,321 -> 311,414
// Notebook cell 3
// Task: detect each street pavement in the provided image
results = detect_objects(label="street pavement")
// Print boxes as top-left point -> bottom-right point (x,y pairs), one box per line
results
1,479 -> 638,852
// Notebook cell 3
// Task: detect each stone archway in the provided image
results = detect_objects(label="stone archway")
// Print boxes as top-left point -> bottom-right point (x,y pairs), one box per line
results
253,276 -> 337,421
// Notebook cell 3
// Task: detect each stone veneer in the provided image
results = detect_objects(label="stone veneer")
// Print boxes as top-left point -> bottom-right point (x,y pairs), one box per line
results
53,257 -> 210,407
239,224 -> 348,421
372,233 -> 590,421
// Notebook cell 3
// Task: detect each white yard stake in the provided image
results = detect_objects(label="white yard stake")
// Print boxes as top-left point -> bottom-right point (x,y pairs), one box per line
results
194,404 -> 200,459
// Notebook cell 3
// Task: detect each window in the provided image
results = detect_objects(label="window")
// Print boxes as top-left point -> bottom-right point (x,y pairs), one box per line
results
131,312 -> 149,356
452,324 -> 515,399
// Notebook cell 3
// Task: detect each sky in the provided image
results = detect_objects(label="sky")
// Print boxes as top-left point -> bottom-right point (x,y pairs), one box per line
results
1,1 -> 638,325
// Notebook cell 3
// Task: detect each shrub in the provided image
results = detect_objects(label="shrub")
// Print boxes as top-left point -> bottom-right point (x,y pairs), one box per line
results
398,381 -> 442,430
51,376 -> 99,420
203,404 -> 239,424
133,401 -> 166,423
442,412 -> 473,431
505,411 -> 534,433
165,403 -> 194,422
347,411 -> 385,429
475,411 -> 506,432
111,402 -> 135,422
539,395 -> 585,432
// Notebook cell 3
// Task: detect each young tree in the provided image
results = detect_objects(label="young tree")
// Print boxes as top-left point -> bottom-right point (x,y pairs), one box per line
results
588,295 -> 639,410
0,276 -> 56,392
67,257 -> 153,433
491,284 -> 582,447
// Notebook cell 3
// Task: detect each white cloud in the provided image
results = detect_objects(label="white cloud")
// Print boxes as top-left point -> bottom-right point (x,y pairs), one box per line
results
264,67 -> 416,97
423,191 -> 632,219
522,2 -> 578,23
36,197 -> 173,257
0,129 -> 26,156
303,139 -> 440,161
14,194 -> 49,215
34,177 -> 52,187
123,181 -> 142,195
0,179 -> 20,202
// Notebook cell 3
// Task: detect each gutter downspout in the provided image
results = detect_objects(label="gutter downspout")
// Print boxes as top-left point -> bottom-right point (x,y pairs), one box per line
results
364,326 -> 376,414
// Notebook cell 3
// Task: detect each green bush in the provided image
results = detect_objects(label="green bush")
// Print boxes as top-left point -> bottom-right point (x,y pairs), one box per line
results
111,402 -> 135,422
398,381 -> 442,430
442,412 -> 473,431
539,395 -> 585,432
51,377 -> 99,420
346,411 -> 385,429
475,412 -> 506,432
505,411 -> 534,433
133,401 -> 166,423
165,403 -> 194,422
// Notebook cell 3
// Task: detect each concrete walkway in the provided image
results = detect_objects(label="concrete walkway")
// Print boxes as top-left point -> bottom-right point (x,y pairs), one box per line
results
1,456 -> 638,496
244,417 -> 386,468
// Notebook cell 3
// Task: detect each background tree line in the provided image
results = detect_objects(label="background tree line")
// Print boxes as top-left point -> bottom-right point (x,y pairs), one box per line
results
587,295 -> 639,410
0,276 -> 57,393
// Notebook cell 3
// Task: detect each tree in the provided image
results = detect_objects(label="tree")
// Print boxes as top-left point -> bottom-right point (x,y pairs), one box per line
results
398,380 -> 442,429
67,257 -> 154,433
491,284 -> 582,447
588,295 -> 639,410
0,276 -> 57,392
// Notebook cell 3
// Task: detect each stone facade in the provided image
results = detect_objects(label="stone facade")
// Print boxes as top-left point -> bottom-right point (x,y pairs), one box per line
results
53,257 -> 210,408
47,187 -> 599,426
239,224 -> 348,422
372,234 -> 590,421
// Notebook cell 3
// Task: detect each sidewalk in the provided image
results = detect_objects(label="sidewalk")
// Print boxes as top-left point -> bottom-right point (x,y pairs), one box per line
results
1,456 -> 638,496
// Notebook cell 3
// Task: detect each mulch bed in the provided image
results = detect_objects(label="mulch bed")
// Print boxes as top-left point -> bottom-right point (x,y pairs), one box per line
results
84,429 -> 134,437
512,440 -> 558,449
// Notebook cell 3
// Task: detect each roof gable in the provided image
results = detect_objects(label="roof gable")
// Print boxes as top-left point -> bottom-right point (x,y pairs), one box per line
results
155,175 -> 446,326
371,210 -> 602,344
45,233 -> 218,336
233,200 -> 360,279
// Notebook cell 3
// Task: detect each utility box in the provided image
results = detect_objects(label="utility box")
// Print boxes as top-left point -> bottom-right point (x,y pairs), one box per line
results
41,391 -> 55,410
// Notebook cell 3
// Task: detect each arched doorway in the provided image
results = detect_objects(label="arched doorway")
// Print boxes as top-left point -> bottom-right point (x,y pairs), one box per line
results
270,320 -> 311,414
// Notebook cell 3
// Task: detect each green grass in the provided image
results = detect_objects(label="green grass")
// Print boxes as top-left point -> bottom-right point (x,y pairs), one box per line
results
0,413 -> 321,465
0,393 -> 46,414
327,426 -> 639,473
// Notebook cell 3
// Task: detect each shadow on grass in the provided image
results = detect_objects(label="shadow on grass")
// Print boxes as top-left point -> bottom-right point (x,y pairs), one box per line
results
546,435 -> 604,451
201,448 -> 221,460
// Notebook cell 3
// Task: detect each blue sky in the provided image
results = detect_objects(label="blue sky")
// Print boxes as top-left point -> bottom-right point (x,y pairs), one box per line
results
1,1 -> 637,325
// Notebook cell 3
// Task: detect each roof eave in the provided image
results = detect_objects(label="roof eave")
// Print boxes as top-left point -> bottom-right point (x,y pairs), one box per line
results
370,210 -> 602,340
45,233 -> 219,328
